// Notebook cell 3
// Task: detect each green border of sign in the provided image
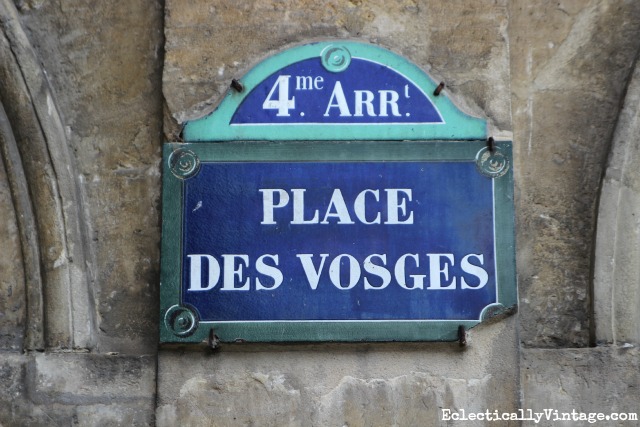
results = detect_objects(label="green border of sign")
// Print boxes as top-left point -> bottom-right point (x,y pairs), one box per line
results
161,40 -> 515,344
183,41 -> 487,142
160,140 -> 516,343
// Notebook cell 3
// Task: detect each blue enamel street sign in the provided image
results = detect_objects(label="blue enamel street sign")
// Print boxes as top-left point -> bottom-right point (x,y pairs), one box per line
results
231,57 -> 443,125
160,42 -> 516,344
185,161 -> 493,321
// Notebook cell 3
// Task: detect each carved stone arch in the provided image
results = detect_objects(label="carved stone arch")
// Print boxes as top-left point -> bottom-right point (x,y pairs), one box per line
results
593,55 -> 640,345
0,0 -> 95,350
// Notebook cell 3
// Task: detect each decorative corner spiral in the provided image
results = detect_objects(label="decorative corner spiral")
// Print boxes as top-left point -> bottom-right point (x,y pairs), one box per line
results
169,148 -> 201,179
321,45 -> 351,73
480,303 -> 506,321
164,305 -> 199,337
476,147 -> 510,178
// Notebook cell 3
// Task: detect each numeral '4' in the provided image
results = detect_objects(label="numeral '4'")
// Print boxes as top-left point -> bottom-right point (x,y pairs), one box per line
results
263,75 -> 295,116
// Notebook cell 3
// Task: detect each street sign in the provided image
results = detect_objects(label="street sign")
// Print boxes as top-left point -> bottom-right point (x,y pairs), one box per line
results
160,42 -> 516,344
231,54 -> 444,125
183,42 -> 486,141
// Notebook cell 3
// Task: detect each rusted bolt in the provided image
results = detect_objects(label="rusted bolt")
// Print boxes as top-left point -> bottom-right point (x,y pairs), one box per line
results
231,79 -> 244,92
433,82 -> 445,96
487,137 -> 495,153
208,329 -> 220,350
457,325 -> 467,347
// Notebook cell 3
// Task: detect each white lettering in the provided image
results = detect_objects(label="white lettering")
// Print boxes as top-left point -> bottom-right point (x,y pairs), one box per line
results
354,189 -> 381,224
363,254 -> 391,290
291,188 -> 319,224
386,189 -> 414,224
255,254 -> 283,290
259,189 -> 290,225
263,75 -> 295,116
295,75 -> 324,90
187,253 -> 490,292
324,81 -> 352,117
259,188 -> 414,226
460,254 -> 488,289
394,254 -> 425,289
221,254 -> 250,291
295,75 -> 312,90
187,254 -> 220,291
378,90 -> 401,117
354,90 -> 376,117
427,253 -> 456,290
329,254 -> 361,289
297,254 -> 330,290
321,189 -> 355,224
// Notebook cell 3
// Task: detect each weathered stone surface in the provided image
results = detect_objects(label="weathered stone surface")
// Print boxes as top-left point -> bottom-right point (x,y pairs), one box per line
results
509,0 -> 640,347
75,403 -> 154,426
313,373 -> 496,427
0,93 -> 44,351
0,352 -> 156,426
158,371 -> 501,427
19,0 -> 165,354
157,317 -> 519,427
594,58 -> 640,345
164,0 -> 512,136
521,347 -> 640,426
13,0 -> 44,11
1,0 -> 97,350
28,353 -> 156,405
0,353 -> 28,421
158,371 -> 305,427
0,158 -> 24,351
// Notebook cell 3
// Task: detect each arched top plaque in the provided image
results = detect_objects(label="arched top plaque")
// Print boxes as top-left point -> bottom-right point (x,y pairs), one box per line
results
183,41 -> 487,142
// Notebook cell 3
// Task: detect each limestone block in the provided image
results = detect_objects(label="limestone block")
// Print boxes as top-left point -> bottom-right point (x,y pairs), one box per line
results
0,352 -> 156,426
521,347 -> 640,426
0,354 -> 27,417
28,353 -> 156,405
509,0 -> 640,347
74,403 -> 154,426
0,354 -> 79,425
157,317 -> 519,426
158,371 -> 500,427
18,0 -> 165,353
158,372 -> 305,427
314,374 -> 494,427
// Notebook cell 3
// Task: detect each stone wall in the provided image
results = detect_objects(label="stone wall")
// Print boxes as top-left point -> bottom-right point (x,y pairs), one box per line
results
0,0 -> 639,425
510,0 -> 640,348
0,0 -> 162,423
159,1 -> 519,424
158,319 -> 517,426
